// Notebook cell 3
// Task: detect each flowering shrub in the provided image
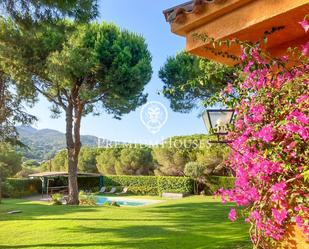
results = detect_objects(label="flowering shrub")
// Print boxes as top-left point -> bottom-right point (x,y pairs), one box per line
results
218,21 -> 309,247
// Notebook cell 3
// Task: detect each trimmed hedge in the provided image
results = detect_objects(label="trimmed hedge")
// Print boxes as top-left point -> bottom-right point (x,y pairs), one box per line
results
5,178 -> 42,197
3,176 -> 234,197
157,176 -> 193,194
102,175 -> 194,195
204,176 -> 235,195
103,175 -> 157,189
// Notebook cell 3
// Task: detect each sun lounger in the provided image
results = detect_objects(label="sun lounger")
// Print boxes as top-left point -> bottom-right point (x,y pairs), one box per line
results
116,187 -> 128,195
106,187 -> 116,194
99,187 -> 106,193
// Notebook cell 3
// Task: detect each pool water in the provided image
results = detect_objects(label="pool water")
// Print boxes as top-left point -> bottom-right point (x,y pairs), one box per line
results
96,197 -> 149,207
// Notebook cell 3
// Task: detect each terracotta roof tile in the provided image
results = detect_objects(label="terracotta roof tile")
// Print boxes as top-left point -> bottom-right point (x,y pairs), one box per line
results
163,0 -> 221,24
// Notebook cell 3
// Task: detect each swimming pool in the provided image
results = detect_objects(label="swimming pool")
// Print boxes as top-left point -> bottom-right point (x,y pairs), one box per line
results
96,196 -> 162,207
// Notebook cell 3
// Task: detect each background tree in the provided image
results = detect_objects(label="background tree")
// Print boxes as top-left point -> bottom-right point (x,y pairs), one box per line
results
159,51 -> 238,112
184,162 -> 205,194
153,134 -> 206,176
41,148 -> 100,173
196,144 -> 230,176
22,160 -> 40,168
0,70 -> 36,144
0,0 -> 98,144
96,146 -> 154,176
0,0 -> 98,25
0,21 -> 152,204
78,147 -> 99,173
96,148 -> 120,175
116,147 -> 154,175
0,143 -> 22,203
152,134 -> 229,176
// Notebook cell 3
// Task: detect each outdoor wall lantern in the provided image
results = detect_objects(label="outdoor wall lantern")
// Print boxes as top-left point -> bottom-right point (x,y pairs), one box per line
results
202,109 -> 235,144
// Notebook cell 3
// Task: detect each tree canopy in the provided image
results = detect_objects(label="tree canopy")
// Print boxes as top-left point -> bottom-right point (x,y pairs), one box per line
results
0,143 -> 22,202
96,146 -> 154,176
184,162 -> 205,194
152,134 -> 229,176
0,20 -> 152,204
159,51 -> 238,113
0,73 -> 36,143
0,0 -> 98,25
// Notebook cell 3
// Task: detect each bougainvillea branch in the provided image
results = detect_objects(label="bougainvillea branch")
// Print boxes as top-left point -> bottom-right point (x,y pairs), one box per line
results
208,21 -> 309,248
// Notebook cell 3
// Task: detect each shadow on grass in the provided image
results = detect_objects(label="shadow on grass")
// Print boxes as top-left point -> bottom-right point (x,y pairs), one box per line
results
0,199 -> 251,249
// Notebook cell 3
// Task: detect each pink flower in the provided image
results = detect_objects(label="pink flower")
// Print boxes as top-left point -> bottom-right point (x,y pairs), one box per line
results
285,123 -> 299,133
296,94 -> 308,103
299,19 -> 309,32
225,83 -> 233,94
286,141 -> 297,151
288,109 -> 309,125
249,104 -> 265,123
271,182 -> 286,202
235,119 -> 244,130
284,123 -> 309,140
302,42 -> 309,56
228,208 -> 237,222
240,50 -> 246,61
254,125 -> 274,142
272,208 -> 288,225
298,127 -> 309,140
294,216 -> 303,228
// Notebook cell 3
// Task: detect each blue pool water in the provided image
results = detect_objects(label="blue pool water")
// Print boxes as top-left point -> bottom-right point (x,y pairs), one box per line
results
96,197 -> 148,207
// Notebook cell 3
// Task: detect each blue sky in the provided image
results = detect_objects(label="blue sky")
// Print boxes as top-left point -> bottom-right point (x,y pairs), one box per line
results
26,0 -> 206,143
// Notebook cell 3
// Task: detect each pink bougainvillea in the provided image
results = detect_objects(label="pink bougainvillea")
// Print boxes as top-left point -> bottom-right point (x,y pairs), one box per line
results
228,208 -> 237,222
218,21 -> 309,248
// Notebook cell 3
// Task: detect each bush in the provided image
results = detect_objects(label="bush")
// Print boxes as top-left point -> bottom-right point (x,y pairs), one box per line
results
1,181 -> 13,198
127,186 -> 158,196
204,176 -> 235,195
157,176 -> 193,194
5,178 -> 42,197
79,192 -> 97,206
51,193 -> 63,205
184,162 -> 205,194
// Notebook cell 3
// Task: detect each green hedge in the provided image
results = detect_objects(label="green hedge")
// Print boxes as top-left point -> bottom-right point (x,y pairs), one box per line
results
5,178 -> 42,197
157,176 -> 193,194
3,175 -> 231,197
102,175 -> 193,195
204,176 -> 235,195
103,175 -> 157,188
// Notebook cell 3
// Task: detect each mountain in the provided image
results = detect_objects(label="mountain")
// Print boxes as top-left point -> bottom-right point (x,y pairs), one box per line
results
16,126 -> 114,162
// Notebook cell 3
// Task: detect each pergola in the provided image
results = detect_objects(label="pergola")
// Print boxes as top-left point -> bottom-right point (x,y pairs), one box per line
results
29,172 -> 103,198
163,0 -> 309,65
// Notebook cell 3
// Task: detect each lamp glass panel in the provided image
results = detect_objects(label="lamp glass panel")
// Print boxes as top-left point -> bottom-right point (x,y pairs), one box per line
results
202,112 -> 212,133
209,111 -> 233,133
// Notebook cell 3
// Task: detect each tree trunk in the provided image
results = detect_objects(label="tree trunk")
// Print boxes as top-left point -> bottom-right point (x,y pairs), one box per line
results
66,87 -> 84,205
66,102 -> 79,205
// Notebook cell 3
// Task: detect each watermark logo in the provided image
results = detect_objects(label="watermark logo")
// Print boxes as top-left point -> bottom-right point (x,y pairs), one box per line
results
140,101 -> 168,134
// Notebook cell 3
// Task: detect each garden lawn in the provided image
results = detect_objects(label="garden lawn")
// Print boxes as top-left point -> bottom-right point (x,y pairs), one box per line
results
0,196 -> 250,249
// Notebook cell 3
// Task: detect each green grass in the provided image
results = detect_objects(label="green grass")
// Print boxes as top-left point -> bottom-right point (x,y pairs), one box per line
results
0,196 -> 251,249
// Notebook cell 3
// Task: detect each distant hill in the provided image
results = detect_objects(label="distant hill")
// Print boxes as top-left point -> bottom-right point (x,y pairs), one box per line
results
16,126 -> 115,162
